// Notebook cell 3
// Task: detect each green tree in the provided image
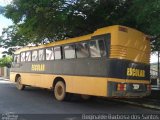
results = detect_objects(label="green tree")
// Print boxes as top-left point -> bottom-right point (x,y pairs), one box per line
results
1,0 -> 160,52
129,0 -> 160,51
0,25 -> 31,48
0,56 -> 13,68
2,0 -> 134,44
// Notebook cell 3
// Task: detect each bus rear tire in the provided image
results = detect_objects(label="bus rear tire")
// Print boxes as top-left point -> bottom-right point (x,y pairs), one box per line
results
54,81 -> 69,101
16,77 -> 25,90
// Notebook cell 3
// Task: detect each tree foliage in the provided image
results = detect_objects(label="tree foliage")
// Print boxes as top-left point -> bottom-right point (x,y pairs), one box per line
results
0,56 -> 13,68
129,0 -> 160,51
0,0 -> 160,52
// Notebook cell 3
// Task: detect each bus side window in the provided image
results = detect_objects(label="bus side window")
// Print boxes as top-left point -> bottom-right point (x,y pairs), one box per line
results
46,48 -> 54,60
39,49 -> 45,61
76,42 -> 89,58
14,55 -> 17,63
54,46 -> 61,60
98,40 -> 106,57
17,55 -> 20,63
26,51 -> 31,62
64,44 -> 75,59
21,52 -> 26,62
32,50 -> 38,61
89,40 -> 101,57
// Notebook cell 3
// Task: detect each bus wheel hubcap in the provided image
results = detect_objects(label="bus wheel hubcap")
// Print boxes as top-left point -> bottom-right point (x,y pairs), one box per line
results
57,86 -> 63,96
54,81 -> 66,101
16,77 -> 23,89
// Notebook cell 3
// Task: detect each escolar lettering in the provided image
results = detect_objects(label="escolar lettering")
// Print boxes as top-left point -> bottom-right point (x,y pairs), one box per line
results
127,68 -> 145,77
32,64 -> 45,71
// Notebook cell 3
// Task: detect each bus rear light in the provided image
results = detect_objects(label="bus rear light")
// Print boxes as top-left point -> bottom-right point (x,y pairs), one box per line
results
147,84 -> 151,91
117,83 -> 126,91
119,27 -> 128,32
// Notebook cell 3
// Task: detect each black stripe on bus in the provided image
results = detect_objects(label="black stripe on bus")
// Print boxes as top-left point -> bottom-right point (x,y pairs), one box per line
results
11,58 -> 150,81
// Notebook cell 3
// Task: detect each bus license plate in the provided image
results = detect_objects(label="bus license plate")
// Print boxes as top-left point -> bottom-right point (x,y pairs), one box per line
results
133,84 -> 140,90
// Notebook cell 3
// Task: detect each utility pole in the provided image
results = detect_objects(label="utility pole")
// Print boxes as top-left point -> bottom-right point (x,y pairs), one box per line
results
158,51 -> 159,77
158,51 -> 160,86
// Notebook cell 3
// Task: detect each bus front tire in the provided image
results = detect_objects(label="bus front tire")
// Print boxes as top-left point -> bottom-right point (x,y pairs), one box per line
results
16,77 -> 25,90
54,81 -> 69,101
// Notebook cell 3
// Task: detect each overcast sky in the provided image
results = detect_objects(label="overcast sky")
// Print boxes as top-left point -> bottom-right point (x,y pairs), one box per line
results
0,0 -> 13,57
0,0 -> 13,35
0,0 -> 12,6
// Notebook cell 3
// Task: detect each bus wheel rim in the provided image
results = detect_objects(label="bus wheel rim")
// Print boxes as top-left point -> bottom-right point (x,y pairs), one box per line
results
54,81 -> 66,100
17,77 -> 22,89
57,86 -> 63,96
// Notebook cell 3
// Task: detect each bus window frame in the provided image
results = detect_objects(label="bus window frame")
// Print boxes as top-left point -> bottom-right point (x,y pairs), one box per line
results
63,43 -> 76,60
20,52 -> 26,62
54,46 -> 63,60
91,33 -> 111,58
14,54 -> 20,63
89,40 -> 102,58
31,50 -> 38,62
45,47 -> 55,61
75,40 -> 90,59
13,54 -> 17,63
98,39 -> 107,57
38,48 -> 45,61
25,51 -> 32,62
89,39 -> 107,58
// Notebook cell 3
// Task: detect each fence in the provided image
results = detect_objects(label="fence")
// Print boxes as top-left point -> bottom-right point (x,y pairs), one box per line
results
150,69 -> 160,90
0,67 -> 10,78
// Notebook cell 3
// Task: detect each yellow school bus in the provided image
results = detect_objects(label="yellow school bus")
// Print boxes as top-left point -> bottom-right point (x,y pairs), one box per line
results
10,25 -> 151,101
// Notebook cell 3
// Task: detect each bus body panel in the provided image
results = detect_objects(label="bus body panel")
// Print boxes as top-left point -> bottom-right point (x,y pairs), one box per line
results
10,72 -> 150,97
110,26 -> 150,64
